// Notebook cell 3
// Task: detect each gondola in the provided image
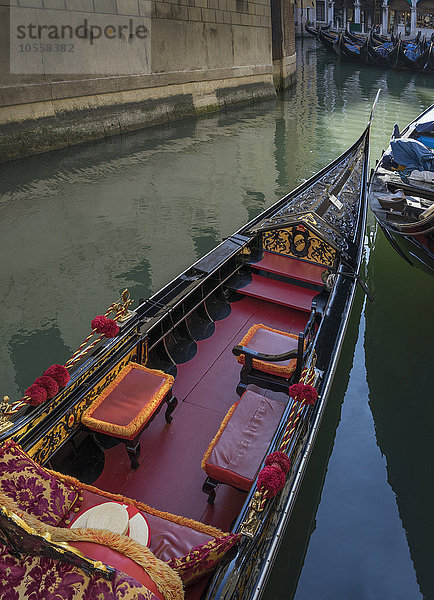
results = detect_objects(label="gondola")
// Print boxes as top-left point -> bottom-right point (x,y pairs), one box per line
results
305,23 -> 319,37
368,105 -> 434,275
305,23 -> 330,38
364,31 -> 395,66
333,32 -> 365,62
390,37 -> 425,70
415,40 -> 434,73
0,97 -> 376,600
317,26 -> 339,51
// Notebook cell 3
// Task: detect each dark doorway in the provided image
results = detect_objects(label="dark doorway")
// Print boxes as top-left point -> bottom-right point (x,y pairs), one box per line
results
271,0 -> 283,60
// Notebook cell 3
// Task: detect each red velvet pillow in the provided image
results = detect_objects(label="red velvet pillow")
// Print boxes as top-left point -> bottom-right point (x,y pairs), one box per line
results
166,532 -> 240,586
0,440 -> 78,527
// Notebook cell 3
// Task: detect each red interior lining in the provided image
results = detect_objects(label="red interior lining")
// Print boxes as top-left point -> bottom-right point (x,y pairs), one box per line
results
239,274 -> 317,312
94,296 -> 308,537
253,252 -> 325,285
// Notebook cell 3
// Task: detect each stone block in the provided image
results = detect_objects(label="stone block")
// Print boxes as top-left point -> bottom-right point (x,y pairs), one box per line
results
153,0 -> 171,17
64,0 -> 93,10
93,0 -> 117,13
42,0 -> 66,9
194,0 -> 206,8
230,10 -> 240,23
207,0 -> 218,8
225,0 -> 235,11
188,5 -> 201,20
222,10 -> 230,22
171,3 -> 188,18
17,0 -> 43,6
201,7 -> 215,20
214,8 -> 225,21
116,0 -> 139,15
138,0 -> 150,15
240,12 -> 252,24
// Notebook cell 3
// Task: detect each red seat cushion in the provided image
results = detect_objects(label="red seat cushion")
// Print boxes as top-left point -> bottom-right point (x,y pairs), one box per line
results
82,363 -> 174,440
201,390 -> 285,491
237,324 -> 300,377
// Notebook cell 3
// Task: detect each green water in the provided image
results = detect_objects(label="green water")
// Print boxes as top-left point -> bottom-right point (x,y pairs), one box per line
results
1,38 -> 433,599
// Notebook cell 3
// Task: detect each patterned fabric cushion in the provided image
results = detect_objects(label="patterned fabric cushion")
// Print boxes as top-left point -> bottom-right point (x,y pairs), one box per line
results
0,440 -> 78,527
0,541 -> 161,600
167,532 -> 240,586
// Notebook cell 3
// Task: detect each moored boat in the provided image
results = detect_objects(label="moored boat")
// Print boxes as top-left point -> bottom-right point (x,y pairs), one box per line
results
415,40 -> 434,73
317,26 -> 339,51
0,100 -> 376,600
368,105 -> 434,275
333,32 -> 365,62
365,30 -> 395,66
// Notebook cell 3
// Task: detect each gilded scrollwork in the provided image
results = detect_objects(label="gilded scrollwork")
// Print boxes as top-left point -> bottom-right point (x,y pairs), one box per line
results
28,349 -> 137,464
263,226 -> 337,267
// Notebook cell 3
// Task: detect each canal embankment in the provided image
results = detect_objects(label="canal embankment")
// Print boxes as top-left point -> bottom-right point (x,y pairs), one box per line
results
0,0 -> 296,162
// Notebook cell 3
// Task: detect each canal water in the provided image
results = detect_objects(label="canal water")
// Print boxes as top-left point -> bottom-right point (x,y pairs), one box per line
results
1,38 -> 433,599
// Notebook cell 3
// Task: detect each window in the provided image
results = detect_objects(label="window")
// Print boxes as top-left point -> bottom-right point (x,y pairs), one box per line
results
316,0 -> 325,21
417,12 -> 433,28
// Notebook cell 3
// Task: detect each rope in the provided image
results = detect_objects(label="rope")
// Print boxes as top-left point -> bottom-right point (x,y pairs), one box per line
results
5,301 -> 123,412
253,355 -> 317,513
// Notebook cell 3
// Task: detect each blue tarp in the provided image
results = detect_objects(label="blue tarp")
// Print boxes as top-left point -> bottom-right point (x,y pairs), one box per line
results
418,136 -> 434,149
390,138 -> 434,172
415,121 -> 434,134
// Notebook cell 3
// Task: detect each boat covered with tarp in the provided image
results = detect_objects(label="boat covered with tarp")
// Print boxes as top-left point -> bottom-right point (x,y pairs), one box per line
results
306,25 -> 433,73
368,105 -> 434,275
0,102 -> 376,600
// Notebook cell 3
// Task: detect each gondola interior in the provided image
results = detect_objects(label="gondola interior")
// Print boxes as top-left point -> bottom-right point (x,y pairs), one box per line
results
0,121 -> 371,600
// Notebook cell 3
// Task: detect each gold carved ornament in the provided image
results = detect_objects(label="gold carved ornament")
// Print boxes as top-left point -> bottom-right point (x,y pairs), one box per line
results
0,290 -> 134,429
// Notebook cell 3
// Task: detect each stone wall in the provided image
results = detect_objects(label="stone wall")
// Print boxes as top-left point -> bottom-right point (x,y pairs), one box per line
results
0,0 -> 295,161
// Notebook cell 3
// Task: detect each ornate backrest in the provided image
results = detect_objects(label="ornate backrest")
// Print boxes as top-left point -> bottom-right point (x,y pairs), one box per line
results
0,504 -> 114,580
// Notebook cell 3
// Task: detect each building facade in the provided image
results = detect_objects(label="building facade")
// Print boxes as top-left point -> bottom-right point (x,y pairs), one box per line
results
296,0 -> 434,37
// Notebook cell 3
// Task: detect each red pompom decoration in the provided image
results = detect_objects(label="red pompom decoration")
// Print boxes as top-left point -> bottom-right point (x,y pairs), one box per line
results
264,451 -> 291,475
34,376 -> 59,399
25,384 -> 48,406
257,465 -> 286,498
91,315 -> 119,338
288,383 -> 305,400
43,364 -> 70,388
91,315 -> 108,332
301,385 -> 318,405
288,383 -> 318,405
102,318 -> 119,338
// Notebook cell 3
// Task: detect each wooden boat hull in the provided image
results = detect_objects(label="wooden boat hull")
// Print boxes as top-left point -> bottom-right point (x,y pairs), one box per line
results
415,42 -> 434,73
368,105 -> 434,276
0,112 -> 373,599
333,33 -> 364,62
317,27 -> 339,51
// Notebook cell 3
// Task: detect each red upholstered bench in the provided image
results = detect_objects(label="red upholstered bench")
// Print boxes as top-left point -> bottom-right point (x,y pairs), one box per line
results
82,362 -> 177,469
201,390 -> 285,503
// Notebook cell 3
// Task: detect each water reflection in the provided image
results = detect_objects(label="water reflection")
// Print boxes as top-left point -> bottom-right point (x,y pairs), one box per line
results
365,229 -> 434,599
0,35 -> 433,600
